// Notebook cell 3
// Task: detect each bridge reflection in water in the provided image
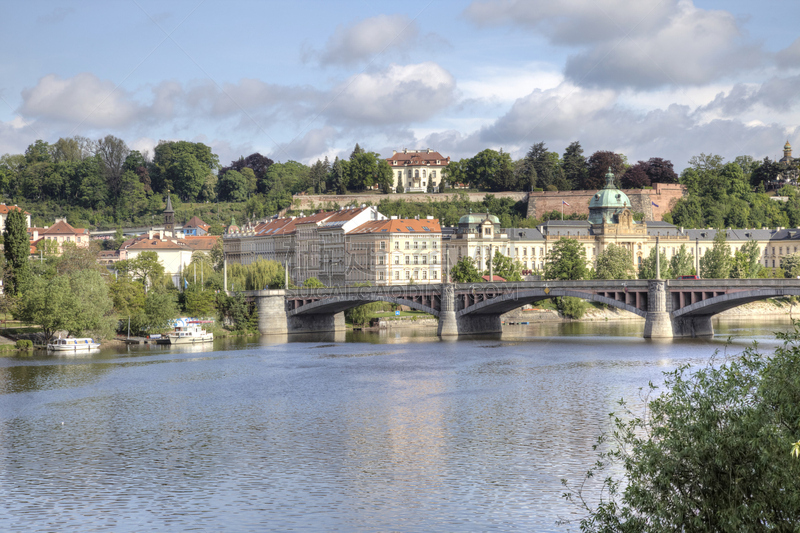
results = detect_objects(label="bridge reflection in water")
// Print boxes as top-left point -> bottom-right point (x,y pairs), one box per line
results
242,279 -> 800,339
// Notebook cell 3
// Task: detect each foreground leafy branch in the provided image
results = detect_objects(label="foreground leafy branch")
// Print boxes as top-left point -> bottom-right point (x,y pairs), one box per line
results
562,329 -> 800,531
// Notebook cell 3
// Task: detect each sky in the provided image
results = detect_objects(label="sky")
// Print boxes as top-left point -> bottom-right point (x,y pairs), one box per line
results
1,0 -> 799,172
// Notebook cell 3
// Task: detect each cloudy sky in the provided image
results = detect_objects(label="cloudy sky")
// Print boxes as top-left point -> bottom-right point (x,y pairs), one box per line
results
1,0 -> 799,171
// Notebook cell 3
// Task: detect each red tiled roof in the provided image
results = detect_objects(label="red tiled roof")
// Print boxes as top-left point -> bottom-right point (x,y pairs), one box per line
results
321,207 -> 369,223
40,220 -> 88,236
126,239 -> 188,250
482,275 -> 506,282
386,150 -> 449,166
349,218 -> 442,235
0,204 -> 30,215
182,236 -> 219,250
183,216 -> 207,228
294,211 -> 335,225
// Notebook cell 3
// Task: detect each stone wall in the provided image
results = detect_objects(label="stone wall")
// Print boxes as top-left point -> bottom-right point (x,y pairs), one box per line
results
292,191 -> 528,211
526,183 -> 685,221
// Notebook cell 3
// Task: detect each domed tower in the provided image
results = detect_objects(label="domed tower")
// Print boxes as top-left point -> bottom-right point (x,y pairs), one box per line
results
588,169 -> 631,225
781,140 -> 793,164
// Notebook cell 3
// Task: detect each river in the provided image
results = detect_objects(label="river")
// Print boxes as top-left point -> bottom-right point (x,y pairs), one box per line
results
0,318 -> 795,532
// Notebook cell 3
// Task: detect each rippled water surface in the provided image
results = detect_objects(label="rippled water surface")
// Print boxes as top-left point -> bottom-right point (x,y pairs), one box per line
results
0,319 -> 794,532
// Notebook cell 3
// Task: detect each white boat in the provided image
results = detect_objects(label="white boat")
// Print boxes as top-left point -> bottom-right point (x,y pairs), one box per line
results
47,337 -> 101,352
168,321 -> 214,345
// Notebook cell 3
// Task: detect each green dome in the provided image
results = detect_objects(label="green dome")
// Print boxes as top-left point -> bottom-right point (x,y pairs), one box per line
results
588,169 -> 631,225
458,213 -> 500,225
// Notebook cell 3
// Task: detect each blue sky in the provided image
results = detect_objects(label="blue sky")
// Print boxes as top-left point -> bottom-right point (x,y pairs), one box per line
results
1,0 -> 799,172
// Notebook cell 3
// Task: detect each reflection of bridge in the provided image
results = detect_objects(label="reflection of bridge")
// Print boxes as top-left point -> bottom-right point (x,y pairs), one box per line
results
243,279 -> 800,338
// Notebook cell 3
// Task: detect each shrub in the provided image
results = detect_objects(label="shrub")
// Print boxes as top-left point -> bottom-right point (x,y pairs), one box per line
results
15,339 -> 33,350
557,296 -> 587,319
396,184 -> 405,194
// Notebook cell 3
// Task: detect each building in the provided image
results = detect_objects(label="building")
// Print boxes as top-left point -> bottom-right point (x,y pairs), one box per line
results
0,204 -> 31,233
386,149 -> 450,192
347,218 -> 442,285
222,206 -> 386,286
182,216 -> 210,236
29,218 -> 90,254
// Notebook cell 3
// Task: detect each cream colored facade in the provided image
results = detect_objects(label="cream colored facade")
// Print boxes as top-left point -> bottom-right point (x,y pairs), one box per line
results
347,218 -> 442,285
386,149 -> 450,192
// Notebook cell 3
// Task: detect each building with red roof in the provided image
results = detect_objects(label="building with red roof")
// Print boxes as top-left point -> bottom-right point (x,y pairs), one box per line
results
386,148 -> 450,192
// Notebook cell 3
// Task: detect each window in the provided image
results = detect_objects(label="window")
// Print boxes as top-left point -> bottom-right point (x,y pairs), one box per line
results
405,241 -> 410,249
395,241 -> 399,249
414,241 -> 418,249
395,271 -> 399,280
422,241 -> 427,249
414,256 -> 419,265
395,256 -> 400,265
406,256 -> 410,265
423,271 -> 427,280
414,271 -> 419,279
423,170 -> 426,178
422,256 -> 427,265
380,241 -> 386,250
379,272 -> 384,280
406,271 -> 410,279
379,257 -> 384,265
431,171 -> 436,179
433,240 -> 438,248
433,255 -> 437,264
433,271 -> 438,279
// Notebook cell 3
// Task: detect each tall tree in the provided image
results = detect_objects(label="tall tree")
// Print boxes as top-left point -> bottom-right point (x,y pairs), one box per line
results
544,238 -> 588,280
561,141 -> 588,190
488,250 -> 523,281
450,256 -> 483,283
586,151 -> 626,190
700,230 -> 733,279
527,142 -> 566,190
94,134 -> 129,198
731,240 -> 763,279
594,244 -> 635,279
645,157 -> 678,184
621,161 -> 650,188
466,148 -> 504,191
350,143 -> 365,160
638,247 -> 672,279
669,244 -> 695,277
3,208 -> 31,296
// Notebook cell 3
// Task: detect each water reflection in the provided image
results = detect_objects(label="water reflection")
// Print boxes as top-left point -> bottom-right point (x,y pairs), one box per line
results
0,319 -> 795,532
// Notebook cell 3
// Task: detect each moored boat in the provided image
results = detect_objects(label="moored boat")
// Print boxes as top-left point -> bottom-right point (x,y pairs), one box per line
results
47,337 -> 101,352
168,321 -> 214,344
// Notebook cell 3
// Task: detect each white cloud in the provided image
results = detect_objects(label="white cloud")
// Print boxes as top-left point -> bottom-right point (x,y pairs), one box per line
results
327,62 -> 456,125
464,0 -> 675,45
20,73 -> 141,128
464,0 -> 764,90
311,14 -> 419,66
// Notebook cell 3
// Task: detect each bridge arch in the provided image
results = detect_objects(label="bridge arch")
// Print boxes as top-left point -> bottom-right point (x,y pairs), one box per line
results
672,288 -> 800,318
457,289 -> 646,318
288,295 -> 439,317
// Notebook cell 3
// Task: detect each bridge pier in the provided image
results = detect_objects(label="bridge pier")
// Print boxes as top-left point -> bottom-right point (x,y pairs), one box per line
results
438,284 -> 458,336
288,312 -> 346,334
643,280 -> 673,338
257,290 -> 289,335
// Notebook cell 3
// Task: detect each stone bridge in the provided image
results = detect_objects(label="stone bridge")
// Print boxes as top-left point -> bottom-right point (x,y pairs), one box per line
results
243,279 -> 800,338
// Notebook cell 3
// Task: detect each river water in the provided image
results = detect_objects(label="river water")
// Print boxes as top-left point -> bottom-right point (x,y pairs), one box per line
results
0,318 -> 795,532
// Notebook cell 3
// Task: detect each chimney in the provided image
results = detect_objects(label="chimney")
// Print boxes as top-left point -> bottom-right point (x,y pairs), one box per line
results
148,230 -> 154,239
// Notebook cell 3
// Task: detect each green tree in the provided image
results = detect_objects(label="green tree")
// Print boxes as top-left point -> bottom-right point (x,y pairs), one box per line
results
561,141 -> 588,191
302,277 -> 325,288
781,252 -> 800,279
544,238 -> 588,280
465,148 -> 505,191
142,288 -> 179,334
565,330 -> 800,531
450,256 -> 483,283
115,251 -> 165,292
638,247 -> 672,279
488,250 -> 523,281
217,169 -> 249,202
183,288 -> 216,317
3,207 -> 32,296
732,240 -> 764,279
700,230 -> 732,279
16,269 -> 116,341
669,244 -> 695,277
594,244 -> 635,279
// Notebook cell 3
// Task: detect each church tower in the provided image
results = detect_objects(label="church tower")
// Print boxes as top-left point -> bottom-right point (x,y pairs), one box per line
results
784,140 -> 793,161
164,192 -> 175,235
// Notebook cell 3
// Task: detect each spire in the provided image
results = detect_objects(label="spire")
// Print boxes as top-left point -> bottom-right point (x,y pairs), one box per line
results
164,192 -> 174,213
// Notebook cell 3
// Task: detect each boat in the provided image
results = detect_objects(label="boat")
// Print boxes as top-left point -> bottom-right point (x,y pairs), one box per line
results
47,337 -> 101,352
168,321 -> 214,345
